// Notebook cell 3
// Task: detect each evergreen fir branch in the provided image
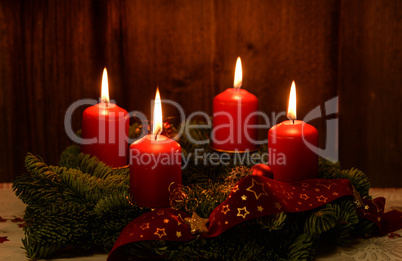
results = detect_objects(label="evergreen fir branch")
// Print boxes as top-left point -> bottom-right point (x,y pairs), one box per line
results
93,192 -> 133,214
332,200 -> 360,229
24,203 -> 91,244
122,240 -> 168,259
93,207 -> 148,250
59,145 -> 81,168
59,166 -> 118,205
353,218 -> 376,236
13,154 -> 64,207
69,153 -> 115,180
304,206 -> 337,235
318,158 -> 370,198
22,235 -> 65,260
287,233 -> 315,261
317,199 -> 361,246
338,168 -> 371,198
257,212 -> 287,231
13,121 -> 378,260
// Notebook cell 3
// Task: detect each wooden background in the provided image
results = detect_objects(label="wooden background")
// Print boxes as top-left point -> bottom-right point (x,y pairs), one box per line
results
0,0 -> 401,187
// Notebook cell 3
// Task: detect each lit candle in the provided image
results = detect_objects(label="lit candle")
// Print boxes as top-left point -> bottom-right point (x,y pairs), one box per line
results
81,68 -> 129,167
268,81 -> 318,182
129,88 -> 182,208
211,57 -> 259,152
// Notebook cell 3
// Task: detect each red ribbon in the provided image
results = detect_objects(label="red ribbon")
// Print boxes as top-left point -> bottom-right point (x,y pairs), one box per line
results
356,197 -> 402,235
107,176 -> 402,260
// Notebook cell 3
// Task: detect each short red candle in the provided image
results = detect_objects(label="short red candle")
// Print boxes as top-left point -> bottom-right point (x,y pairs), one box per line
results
81,103 -> 129,167
212,58 -> 258,152
268,81 -> 318,182
81,68 -> 129,167
129,134 -> 182,208
129,88 -> 182,208
268,120 -> 318,182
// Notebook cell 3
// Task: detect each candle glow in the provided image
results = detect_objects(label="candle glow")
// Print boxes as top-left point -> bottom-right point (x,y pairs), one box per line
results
234,57 -> 242,89
81,67 -> 129,167
129,87 -> 182,208
153,88 -> 163,138
268,79 -> 318,182
101,68 -> 110,104
287,81 -> 296,121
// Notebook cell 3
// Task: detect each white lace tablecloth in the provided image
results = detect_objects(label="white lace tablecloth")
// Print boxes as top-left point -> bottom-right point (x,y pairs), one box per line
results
1,183 -> 401,261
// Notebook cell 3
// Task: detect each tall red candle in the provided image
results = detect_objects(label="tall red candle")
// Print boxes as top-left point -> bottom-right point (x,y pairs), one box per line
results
129,88 -> 182,208
268,81 -> 318,182
212,57 -> 258,152
81,68 -> 129,167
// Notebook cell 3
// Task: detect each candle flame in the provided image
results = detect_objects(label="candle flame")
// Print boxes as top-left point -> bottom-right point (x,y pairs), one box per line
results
287,81 -> 297,121
101,68 -> 110,104
153,87 -> 163,138
234,57 -> 242,89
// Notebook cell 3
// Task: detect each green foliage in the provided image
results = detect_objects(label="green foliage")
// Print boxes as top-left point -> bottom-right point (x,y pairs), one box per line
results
304,206 -> 337,235
13,121 -> 376,260
287,233 -> 315,261
318,158 -> 371,198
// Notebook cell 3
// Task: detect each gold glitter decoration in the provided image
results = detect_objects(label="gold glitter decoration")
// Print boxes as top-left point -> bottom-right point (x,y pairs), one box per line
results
184,212 -> 209,235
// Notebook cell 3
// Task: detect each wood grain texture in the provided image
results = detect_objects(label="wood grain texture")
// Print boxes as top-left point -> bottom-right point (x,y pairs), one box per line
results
0,0 -> 400,187
339,0 -> 402,187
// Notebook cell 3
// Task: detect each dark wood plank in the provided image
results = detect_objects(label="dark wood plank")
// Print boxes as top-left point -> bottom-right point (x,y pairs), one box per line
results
0,0 -> 103,181
0,1 -> 22,182
339,0 -> 402,187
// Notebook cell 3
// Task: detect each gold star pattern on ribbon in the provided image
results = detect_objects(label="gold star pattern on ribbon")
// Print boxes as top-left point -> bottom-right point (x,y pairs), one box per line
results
246,178 -> 268,200
140,223 -> 150,230
317,195 -> 328,203
284,191 -> 293,199
317,181 -> 335,190
237,206 -> 250,219
171,214 -> 182,226
184,212 -> 209,235
154,228 -> 167,239
221,204 -> 230,215
300,194 -> 309,200
232,185 -> 239,193
108,177 -> 362,257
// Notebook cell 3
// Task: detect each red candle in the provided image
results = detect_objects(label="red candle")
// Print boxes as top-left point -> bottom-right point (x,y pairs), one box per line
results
268,81 -> 318,182
212,57 -> 258,152
129,88 -> 182,208
81,68 -> 129,167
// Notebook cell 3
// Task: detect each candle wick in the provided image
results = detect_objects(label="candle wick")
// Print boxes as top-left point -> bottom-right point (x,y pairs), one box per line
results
292,120 -> 295,124
154,128 -> 162,141
101,97 -> 109,107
